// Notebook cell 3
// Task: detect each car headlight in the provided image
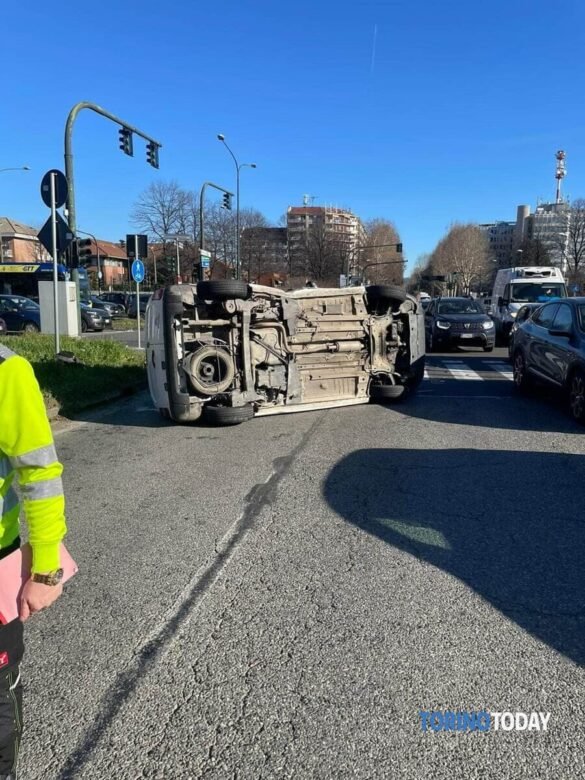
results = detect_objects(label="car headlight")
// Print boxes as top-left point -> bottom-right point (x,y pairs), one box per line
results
482,321 -> 494,330
509,311 -> 517,318
436,320 -> 451,329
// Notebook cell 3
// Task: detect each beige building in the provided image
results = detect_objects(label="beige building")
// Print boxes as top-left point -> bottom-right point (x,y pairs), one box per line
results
287,205 -> 367,278
0,217 -> 50,263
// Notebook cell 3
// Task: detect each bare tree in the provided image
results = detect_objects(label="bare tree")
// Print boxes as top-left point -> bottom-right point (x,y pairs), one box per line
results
430,223 -> 493,294
518,237 -> 552,267
563,199 -> 585,288
131,180 -> 191,242
362,218 -> 404,285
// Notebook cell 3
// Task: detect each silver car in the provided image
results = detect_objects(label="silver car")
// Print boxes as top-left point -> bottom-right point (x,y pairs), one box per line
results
146,281 -> 425,425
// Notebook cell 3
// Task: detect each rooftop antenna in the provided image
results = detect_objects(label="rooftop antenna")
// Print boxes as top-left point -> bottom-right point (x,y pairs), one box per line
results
302,194 -> 318,206
555,150 -> 566,204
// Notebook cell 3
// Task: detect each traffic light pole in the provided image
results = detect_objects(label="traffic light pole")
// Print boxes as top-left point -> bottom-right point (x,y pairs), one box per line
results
64,102 -> 162,235
198,181 -> 235,254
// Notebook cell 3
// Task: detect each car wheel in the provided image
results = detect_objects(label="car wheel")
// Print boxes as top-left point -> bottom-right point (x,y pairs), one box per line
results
568,369 -> 585,425
370,382 -> 406,402
483,346 -> 494,352
197,280 -> 250,301
203,404 -> 255,426
22,321 -> 40,333
81,319 -> 88,333
513,351 -> 532,393
366,285 -> 407,310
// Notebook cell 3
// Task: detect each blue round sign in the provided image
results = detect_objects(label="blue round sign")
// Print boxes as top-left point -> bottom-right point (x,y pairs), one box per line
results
131,259 -> 145,283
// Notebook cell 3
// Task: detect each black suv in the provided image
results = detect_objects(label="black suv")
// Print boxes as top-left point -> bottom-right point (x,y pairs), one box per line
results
424,297 -> 496,352
511,298 -> 585,424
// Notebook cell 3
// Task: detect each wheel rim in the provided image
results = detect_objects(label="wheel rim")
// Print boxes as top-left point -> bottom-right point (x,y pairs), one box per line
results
570,375 -> 585,420
513,354 -> 524,387
24,323 -> 38,333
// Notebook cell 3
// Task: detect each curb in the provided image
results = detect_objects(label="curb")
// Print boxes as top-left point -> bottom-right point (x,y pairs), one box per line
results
47,382 -> 147,424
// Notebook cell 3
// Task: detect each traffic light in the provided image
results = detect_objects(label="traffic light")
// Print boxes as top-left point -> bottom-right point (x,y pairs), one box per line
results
118,127 -> 133,157
222,192 -> 232,210
71,238 -> 93,269
146,142 -> 159,169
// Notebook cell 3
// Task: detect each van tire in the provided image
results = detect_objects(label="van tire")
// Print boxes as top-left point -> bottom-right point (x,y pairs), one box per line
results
204,404 -> 255,426
197,281 -> 250,301
370,383 -> 406,402
366,285 -> 407,309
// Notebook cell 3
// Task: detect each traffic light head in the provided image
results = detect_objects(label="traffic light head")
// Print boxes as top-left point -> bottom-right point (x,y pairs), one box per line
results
146,142 -> 159,169
118,127 -> 133,157
222,192 -> 232,210
71,238 -> 93,268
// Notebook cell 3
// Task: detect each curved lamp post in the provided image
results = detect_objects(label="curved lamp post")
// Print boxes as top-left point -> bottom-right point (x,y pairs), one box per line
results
217,134 -> 256,279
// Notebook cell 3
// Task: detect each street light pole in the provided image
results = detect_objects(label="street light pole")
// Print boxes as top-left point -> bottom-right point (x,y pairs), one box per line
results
0,166 -> 30,174
217,134 -> 256,280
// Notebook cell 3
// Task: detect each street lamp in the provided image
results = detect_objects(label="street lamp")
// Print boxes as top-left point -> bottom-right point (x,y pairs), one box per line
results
217,134 -> 257,280
0,166 -> 30,173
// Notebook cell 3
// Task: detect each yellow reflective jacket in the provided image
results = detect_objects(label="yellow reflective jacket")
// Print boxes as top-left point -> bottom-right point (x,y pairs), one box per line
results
0,344 -> 66,573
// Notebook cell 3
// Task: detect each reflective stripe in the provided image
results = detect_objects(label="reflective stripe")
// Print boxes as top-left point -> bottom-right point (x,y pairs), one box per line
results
0,486 -> 19,516
0,344 -> 16,362
21,476 -> 63,500
0,457 -> 12,480
11,443 -> 58,469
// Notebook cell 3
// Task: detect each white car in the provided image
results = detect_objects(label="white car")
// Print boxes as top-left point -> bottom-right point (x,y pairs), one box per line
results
145,281 -> 425,425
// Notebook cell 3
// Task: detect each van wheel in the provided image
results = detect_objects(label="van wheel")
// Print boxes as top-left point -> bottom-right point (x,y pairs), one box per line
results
366,285 -> 407,310
568,369 -> 585,425
197,281 -> 250,301
204,404 -> 255,426
370,383 -> 406,402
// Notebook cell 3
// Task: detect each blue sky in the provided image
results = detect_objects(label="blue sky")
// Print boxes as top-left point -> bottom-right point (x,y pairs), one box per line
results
2,0 -> 585,271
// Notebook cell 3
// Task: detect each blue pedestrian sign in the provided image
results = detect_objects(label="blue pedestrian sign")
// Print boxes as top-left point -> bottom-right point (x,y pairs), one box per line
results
572,284 -> 580,294
131,258 -> 145,283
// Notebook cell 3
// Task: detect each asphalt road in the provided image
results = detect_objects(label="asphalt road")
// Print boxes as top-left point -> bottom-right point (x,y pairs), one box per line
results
20,347 -> 585,779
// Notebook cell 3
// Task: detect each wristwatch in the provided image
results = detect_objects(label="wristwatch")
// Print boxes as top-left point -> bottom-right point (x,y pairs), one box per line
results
32,568 -> 63,586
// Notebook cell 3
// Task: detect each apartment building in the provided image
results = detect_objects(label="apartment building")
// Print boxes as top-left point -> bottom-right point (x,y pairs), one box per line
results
287,205 -> 367,277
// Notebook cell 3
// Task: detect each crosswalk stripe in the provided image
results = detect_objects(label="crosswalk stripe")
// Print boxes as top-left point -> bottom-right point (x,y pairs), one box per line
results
424,359 -> 513,382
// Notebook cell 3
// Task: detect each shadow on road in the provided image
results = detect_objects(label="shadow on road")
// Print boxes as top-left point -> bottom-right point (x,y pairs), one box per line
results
324,448 -> 585,666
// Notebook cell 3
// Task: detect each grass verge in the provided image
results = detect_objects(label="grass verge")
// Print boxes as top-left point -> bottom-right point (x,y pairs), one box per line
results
1,335 -> 146,416
112,318 -> 138,331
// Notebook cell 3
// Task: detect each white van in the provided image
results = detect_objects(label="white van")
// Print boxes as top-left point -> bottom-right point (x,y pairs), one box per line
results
491,266 -> 567,341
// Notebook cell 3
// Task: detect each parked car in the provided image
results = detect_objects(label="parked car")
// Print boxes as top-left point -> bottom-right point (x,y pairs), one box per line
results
512,298 -> 585,424
99,292 -> 131,312
146,281 -> 425,425
80,303 -> 112,332
90,295 -> 125,318
127,292 -> 152,318
0,318 -> 6,335
424,296 -> 495,352
508,303 -> 542,360
0,295 -> 41,333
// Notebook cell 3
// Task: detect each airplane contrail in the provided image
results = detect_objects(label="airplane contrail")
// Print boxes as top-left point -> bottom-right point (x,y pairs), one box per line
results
370,23 -> 378,75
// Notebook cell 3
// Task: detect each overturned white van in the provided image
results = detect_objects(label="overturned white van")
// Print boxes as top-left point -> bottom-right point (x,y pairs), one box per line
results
145,281 -> 425,425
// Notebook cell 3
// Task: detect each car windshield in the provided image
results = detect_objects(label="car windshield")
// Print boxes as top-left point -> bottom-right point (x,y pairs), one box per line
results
437,299 -> 483,315
511,283 -> 565,302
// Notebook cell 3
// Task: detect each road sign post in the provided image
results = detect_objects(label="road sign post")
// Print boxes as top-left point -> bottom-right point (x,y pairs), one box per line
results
50,173 -> 60,354
131,256 -> 145,350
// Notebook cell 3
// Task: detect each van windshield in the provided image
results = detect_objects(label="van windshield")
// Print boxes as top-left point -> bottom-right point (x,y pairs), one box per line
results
511,283 -> 565,302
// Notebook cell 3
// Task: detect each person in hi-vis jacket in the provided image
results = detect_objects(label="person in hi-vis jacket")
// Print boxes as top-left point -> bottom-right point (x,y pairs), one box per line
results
0,343 -> 67,780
